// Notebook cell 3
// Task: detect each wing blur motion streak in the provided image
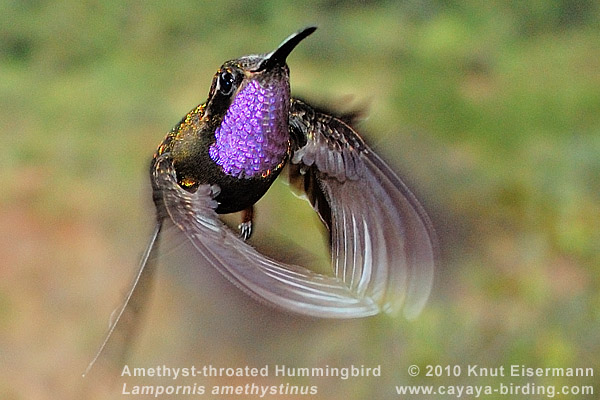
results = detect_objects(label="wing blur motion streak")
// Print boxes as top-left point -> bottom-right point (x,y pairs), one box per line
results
83,222 -> 161,377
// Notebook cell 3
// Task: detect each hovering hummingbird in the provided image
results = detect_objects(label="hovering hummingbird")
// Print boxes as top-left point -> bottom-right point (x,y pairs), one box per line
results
85,26 -> 435,375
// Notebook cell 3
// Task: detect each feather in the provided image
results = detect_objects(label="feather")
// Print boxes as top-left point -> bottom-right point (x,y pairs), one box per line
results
289,99 -> 436,318
154,154 -> 380,318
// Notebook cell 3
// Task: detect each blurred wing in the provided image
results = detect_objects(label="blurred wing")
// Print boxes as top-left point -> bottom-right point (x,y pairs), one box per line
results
83,222 -> 160,376
153,154 -> 379,318
289,99 -> 436,318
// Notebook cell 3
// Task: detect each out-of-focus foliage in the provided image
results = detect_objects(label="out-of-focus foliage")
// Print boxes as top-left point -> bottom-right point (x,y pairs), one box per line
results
1,1 -> 599,399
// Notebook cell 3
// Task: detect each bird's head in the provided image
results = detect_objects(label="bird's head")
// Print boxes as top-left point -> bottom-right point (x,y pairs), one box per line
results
204,26 -> 317,178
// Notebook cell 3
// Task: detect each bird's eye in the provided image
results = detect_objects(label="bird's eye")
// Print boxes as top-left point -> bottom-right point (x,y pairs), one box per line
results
218,71 -> 235,96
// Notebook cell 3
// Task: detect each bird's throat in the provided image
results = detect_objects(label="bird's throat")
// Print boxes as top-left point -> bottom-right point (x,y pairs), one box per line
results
209,80 -> 290,179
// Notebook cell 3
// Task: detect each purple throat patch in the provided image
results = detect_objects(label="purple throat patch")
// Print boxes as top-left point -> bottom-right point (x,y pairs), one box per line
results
209,80 -> 289,178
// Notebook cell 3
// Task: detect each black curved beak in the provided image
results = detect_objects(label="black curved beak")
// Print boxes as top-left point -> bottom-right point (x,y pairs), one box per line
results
254,26 -> 317,72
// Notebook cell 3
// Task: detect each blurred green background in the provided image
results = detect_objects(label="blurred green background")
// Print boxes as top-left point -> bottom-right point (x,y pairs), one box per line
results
1,0 -> 599,399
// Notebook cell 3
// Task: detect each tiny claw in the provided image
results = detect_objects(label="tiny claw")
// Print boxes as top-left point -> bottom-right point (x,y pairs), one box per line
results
238,220 -> 253,241
239,206 -> 254,240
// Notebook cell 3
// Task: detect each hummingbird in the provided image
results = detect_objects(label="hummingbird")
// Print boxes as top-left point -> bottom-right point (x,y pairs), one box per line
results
84,26 -> 436,375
